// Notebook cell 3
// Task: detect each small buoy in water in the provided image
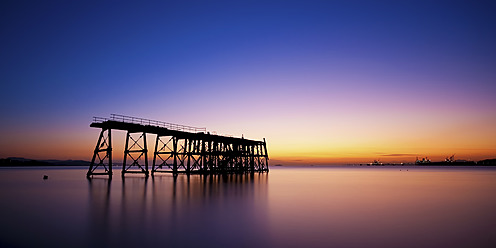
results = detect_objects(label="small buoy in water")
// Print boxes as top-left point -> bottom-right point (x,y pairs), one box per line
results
43,175 -> 48,180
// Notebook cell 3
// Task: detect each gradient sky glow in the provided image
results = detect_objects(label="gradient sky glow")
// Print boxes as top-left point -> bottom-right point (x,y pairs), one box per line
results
1,0 -> 495,164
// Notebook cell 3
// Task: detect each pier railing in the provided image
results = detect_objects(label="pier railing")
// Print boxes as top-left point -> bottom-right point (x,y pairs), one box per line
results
92,114 -> 207,133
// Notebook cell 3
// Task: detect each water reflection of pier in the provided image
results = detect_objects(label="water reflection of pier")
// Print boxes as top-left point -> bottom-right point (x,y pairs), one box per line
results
87,173 -> 269,247
87,114 -> 269,178
87,178 -> 111,248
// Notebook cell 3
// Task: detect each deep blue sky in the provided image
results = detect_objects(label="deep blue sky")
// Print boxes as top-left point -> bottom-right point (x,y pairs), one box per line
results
1,0 -> 495,161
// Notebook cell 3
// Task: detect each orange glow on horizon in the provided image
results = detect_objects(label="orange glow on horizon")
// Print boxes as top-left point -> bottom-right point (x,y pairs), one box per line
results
1,109 -> 494,164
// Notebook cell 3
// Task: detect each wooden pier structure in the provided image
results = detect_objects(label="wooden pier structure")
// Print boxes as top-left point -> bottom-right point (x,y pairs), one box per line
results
87,114 -> 269,178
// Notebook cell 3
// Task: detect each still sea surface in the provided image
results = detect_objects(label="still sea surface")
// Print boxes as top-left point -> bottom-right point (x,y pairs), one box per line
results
0,166 -> 495,248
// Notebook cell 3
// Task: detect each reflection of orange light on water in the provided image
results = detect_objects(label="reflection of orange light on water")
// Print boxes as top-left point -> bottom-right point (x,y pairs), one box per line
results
267,167 -> 496,247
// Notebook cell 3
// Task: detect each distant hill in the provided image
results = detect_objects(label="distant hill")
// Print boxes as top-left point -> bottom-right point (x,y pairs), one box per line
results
0,157 -> 91,167
478,159 -> 496,165
40,159 -> 91,166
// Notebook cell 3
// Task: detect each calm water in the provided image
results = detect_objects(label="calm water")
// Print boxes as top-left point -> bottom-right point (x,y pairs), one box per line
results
0,166 -> 495,248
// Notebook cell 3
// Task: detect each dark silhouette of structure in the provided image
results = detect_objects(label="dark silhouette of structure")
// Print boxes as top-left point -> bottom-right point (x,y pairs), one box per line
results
87,114 -> 269,178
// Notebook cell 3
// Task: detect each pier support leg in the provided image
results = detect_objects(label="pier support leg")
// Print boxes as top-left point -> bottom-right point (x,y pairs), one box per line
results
87,128 -> 113,179
256,144 -> 262,171
201,140 -> 207,173
263,138 -> 269,172
186,139 -> 191,174
152,134 -> 159,176
173,137 -> 178,176
152,136 -> 175,174
249,145 -> 255,173
122,131 -> 149,177
187,139 -> 201,172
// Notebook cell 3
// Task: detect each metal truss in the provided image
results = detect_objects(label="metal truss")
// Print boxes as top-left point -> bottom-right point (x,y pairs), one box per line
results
87,128 -> 113,178
151,138 -> 270,175
152,136 -> 175,174
187,139 -> 203,172
122,131 -> 149,177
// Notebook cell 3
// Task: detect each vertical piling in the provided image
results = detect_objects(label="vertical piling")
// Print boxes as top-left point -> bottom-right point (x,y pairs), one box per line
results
173,137 -> 178,176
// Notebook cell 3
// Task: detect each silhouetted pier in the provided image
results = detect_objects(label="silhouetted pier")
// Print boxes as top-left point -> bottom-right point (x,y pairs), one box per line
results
87,114 -> 269,178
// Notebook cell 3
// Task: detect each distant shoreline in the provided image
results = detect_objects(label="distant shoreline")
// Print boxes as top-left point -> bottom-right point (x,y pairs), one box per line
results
0,157 -> 91,167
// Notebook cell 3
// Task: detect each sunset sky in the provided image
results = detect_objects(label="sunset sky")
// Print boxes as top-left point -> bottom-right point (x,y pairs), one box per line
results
1,0 -> 495,164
